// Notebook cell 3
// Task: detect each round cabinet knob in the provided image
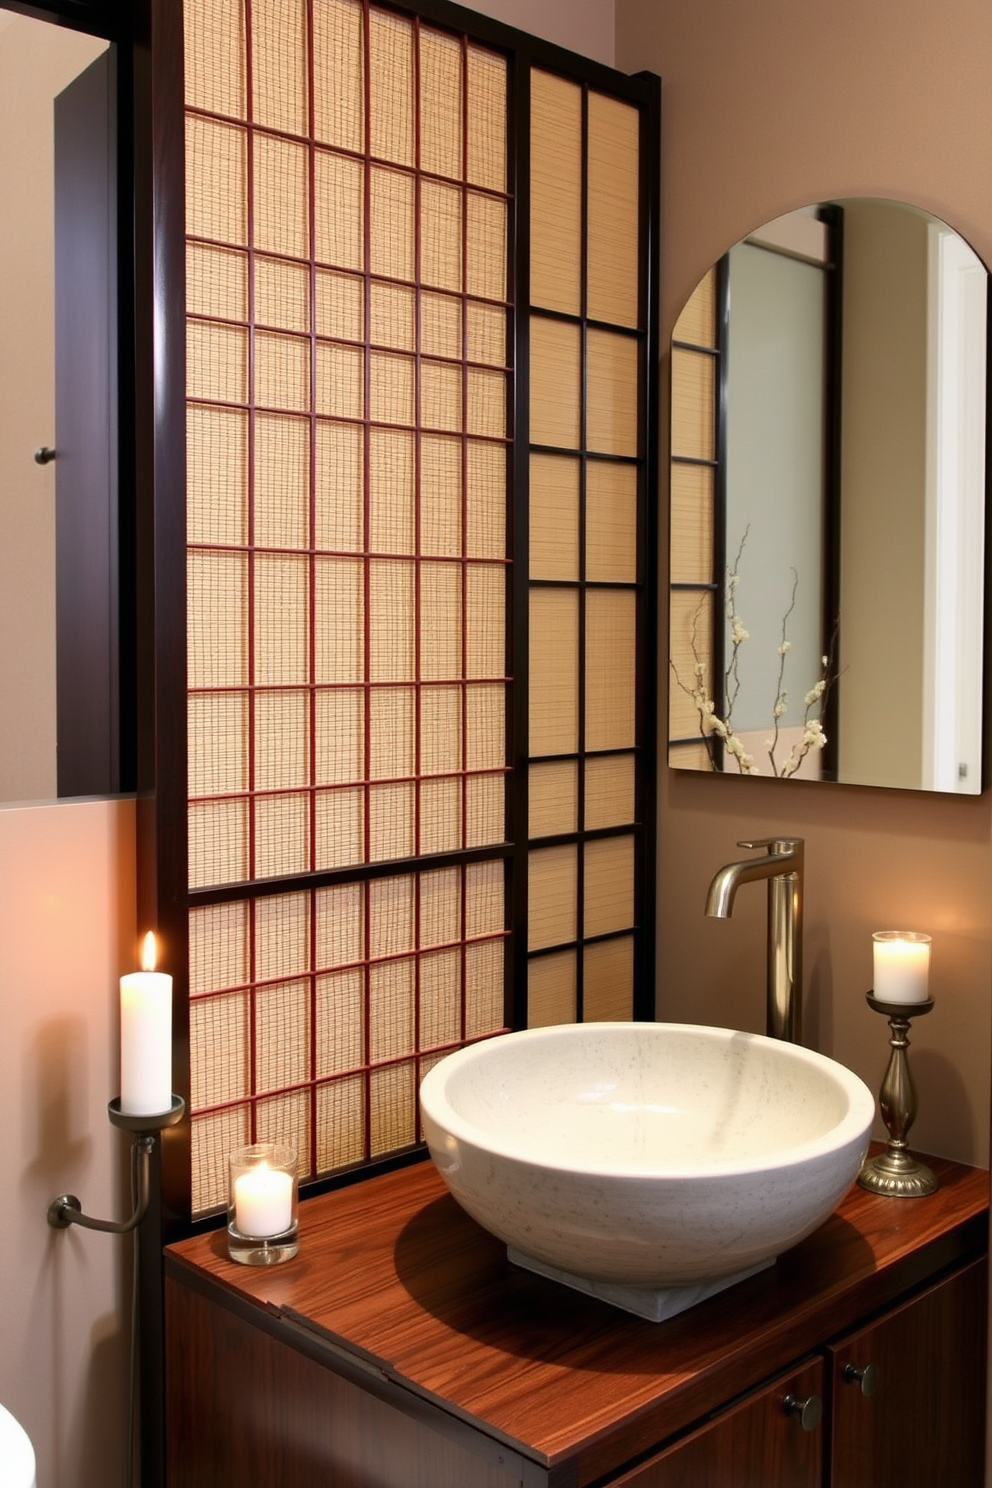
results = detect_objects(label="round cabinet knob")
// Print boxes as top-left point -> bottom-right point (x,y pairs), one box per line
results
34,446 -> 56,465
784,1393 -> 823,1432
843,1361 -> 879,1396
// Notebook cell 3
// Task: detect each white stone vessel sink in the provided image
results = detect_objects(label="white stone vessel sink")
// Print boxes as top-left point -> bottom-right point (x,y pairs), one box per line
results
420,1022 -> 874,1320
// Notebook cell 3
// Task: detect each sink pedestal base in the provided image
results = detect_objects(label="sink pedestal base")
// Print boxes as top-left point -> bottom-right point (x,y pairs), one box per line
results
506,1248 -> 775,1322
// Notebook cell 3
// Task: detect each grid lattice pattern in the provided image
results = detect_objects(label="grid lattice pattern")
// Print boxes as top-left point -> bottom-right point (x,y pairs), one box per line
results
188,861 -> 506,1212
526,71 -> 644,1027
184,0 -> 511,1212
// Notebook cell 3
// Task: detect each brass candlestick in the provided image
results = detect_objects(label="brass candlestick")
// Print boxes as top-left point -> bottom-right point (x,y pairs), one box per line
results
857,993 -> 936,1197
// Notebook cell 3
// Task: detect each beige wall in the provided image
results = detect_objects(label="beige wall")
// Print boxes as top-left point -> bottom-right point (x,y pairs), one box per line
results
1,797 -> 136,1488
0,16 -> 108,802
472,0 -> 614,63
617,0 -> 992,1166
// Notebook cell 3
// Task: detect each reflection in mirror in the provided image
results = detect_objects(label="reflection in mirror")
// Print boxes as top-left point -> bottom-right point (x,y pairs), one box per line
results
0,9 -> 128,804
669,199 -> 988,793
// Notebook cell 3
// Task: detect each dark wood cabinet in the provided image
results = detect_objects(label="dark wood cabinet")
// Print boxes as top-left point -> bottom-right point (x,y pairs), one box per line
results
828,1257 -> 986,1488
611,1358 -> 825,1487
164,1154 -> 988,1488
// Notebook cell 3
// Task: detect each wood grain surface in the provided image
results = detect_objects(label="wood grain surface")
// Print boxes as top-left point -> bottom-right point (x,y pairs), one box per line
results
166,1151 -> 987,1486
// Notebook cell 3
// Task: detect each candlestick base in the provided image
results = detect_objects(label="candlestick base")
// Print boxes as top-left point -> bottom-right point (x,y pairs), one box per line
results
857,992 -> 936,1199
857,1146 -> 938,1198
226,1219 -> 300,1266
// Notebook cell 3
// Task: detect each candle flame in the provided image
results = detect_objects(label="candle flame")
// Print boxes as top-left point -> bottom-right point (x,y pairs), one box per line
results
141,932 -> 158,972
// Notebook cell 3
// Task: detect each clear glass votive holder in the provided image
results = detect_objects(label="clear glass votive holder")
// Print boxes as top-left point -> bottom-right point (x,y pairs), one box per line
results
227,1143 -> 299,1266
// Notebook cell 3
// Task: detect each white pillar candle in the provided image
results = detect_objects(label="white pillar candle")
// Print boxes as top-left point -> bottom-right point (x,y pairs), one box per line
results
120,932 -> 173,1115
872,931 -> 931,1004
234,1164 -> 294,1238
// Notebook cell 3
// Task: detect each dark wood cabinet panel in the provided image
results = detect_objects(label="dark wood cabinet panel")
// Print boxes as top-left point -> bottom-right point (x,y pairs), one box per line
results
611,1358 -> 824,1488
166,1279 -> 535,1488
828,1257 -> 987,1488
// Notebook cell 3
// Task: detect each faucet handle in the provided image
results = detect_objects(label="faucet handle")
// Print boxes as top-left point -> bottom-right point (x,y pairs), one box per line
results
737,836 -> 804,855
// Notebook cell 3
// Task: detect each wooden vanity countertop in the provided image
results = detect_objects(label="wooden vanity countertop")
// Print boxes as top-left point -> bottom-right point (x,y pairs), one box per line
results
165,1151 -> 988,1485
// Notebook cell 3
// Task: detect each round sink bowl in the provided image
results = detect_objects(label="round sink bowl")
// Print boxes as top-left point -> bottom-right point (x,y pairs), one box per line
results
420,1022 -> 874,1288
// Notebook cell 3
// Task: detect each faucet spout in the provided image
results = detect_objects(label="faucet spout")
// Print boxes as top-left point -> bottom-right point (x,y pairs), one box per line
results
705,838 -> 804,1044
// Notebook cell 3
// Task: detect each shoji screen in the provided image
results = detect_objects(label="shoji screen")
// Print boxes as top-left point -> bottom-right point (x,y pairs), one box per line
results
669,265 -> 723,770
184,0 -> 512,1213
170,0 -> 657,1219
526,71 -> 651,1026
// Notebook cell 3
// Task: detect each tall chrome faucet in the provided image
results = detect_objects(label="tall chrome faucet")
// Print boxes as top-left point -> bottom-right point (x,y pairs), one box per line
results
705,837 -> 804,1044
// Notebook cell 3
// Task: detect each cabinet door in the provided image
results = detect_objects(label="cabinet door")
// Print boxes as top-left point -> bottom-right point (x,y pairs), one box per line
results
610,1358 -> 824,1487
829,1256 -> 987,1488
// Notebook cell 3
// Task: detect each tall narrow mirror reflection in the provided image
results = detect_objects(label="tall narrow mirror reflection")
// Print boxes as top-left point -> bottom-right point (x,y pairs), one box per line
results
0,8 -> 128,803
669,198 -> 988,793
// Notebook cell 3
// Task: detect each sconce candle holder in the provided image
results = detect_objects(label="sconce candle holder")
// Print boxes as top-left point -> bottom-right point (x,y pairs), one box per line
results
857,994 -> 937,1198
47,1095 -> 185,1233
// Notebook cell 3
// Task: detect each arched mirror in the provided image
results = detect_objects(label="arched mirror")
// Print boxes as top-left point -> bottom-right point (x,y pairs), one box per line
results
668,198 -> 988,793
0,6 -> 132,803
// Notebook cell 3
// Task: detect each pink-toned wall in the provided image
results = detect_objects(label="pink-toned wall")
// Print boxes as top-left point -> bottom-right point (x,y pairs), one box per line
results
473,0 -> 614,64
616,0 -> 992,1167
1,798 -> 136,1488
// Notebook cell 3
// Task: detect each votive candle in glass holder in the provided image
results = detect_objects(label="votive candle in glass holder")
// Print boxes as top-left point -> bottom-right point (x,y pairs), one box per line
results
872,931 -> 932,1004
227,1143 -> 299,1266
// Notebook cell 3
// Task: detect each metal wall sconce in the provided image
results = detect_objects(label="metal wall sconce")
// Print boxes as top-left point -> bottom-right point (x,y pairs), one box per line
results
47,1096 -> 185,1234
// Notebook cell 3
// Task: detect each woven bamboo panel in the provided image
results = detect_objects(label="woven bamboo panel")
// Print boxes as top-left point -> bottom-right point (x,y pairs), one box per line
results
466,194 -> 507,301
670,462 -> 715,584
671,346 -> 715,461
369,8 -> 415,166
528,844 -> 578,951
251,0 -> 308,135
530,70 -> 582,316
466,45 -> 507,192
530,587 -> 579,757
529,759 -> 579,838
466,441 -> 506,559
314,151 -> 364,270
184,0 -> 246,118
421,27 -> 463,180
586,460 -> 637,583
674,266 -> 717,347
187,406 -> 247,547
584,834 -> 634,939
584,936 -> 634,1021
371,166 -> 416,283
254,135 -> 309,259
186,241 -> 247,323
669,589 -> 714,739
585,752 -> 635,830
669,739 -> 714,771
257,256 -> 310,333
188,692 -> 247,797
185,115 -> 247,244
184,0 -> 520,1209
530,317 -> 581,450
187,319 -> 247,404
527,951 -> 576,1028
187,550 -> 248,688
314,423 -> 363,551
586,588 -> 637,751
187,863 -> 507,1211
371,281 -> 415,351
586,328 -> 639,457
314,0 -> 364,153
530,453 -> 579,581
587,91 -> 640,329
